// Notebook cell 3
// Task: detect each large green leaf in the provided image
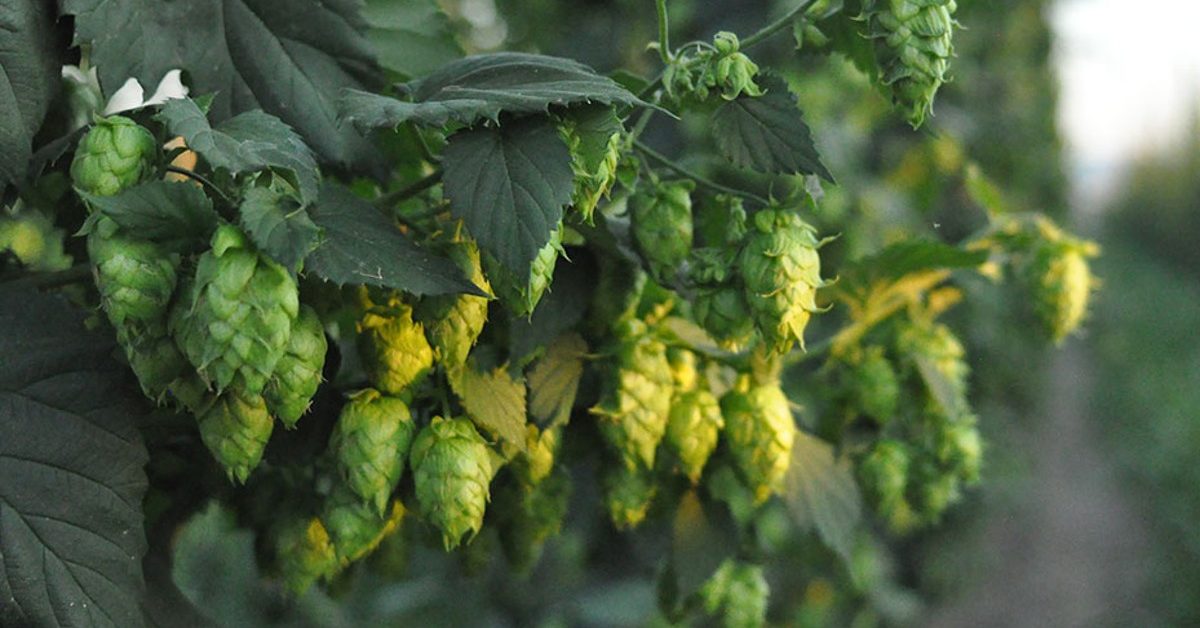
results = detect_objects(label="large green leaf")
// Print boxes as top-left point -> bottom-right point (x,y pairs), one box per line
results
442,116 -> 574,275
306,183 -> 482,296
157,99 -> 321,205
782,430 -> 862,562
64,0 -> 380,169
361,0 -> 462,79
711,74 -> 833,181
339,52 -> 648,130
80,180 -> 219,248
0,0 -> 62,194
0,290 -> 150,628
239,185 -> 321,271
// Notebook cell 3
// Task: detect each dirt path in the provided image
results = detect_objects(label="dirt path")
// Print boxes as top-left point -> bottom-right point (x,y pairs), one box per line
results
925,344 -> 1151,626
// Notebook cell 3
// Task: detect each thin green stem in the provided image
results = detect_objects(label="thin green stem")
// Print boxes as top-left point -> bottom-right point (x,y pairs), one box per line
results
741,0 -> 819,50
2,263 -> 92,290
655,0 -> 672,63
372,170 -> 444,210
408,122 -> 441,164
165,166 -> 232,206
633,139 -> 768,204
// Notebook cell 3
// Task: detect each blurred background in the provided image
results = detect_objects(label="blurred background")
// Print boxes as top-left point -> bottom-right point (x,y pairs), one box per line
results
166,0 -> 1200,625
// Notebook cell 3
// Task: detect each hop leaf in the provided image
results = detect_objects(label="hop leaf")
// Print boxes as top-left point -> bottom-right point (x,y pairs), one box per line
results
602,462 -> 657,530
356,288 -> 435,397
738,209 -> 829,353
720,379 -> 796,503
590,319 -> 674,471
631,179 -> 694,282
330,389 -> 415,515
699,559 -> 770,628
559,108 -> 623,222
415,236 -> 492,370
264,305 -> 327,427
483,226 -> 563,317
666,388 -> 724,484
864,0 -> 958,127
411,416 -> 494,549
274,518 -> 338,594
71,115 -> 157,197
171,225 -> 300,395
321,483 -> 405,565
196,387 -> 275,483
1026,237 -> 1098,343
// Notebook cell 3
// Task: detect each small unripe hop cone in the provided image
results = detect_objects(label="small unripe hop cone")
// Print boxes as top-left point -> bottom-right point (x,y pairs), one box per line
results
71,115 -> 157,196
265,305 -> 327,427
415,237 -> 492,370
195,388 -> 274,484
1026,237 -> 1099,343
631,179 -> 694,283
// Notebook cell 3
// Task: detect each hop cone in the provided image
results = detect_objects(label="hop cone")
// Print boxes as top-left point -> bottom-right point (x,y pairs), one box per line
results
859,439 -> 911,520
704,32 -> 764,101
602,463 -> 657,530
264,305 -> 327,427
935,416 -> 982,484
415,237 -> 491,370
631,179 -> 694,282
739,209 -> 828,353
560,113 -> 622,222
322,484 -> 405,565
356,289 -> 434,397
700,559 -> 770,628
720,379 -> 796,503
275,518 -> 338,594
666,389 -> 724,483
71,115 -> 157,196
512,425 -> 559,488
196,388 -> 274,483
172,225 -> 299,395
864,0 -> 958,128
850,346 -> 899,424
484,227 -> 563,317
495,467 -> 571,572
1027,238 -> 1097,343
330,389 -> 415,515
694,283 -> 757,351
668,347 -> 700,392
590,319 -> 674,471
411,416 -> 493,549
910,459 -> 959,524
897,320 -> 968,406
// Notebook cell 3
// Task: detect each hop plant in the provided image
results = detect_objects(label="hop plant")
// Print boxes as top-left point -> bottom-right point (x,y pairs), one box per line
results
70,115 -> 157,196
275,518 -> 338,594
411,416 -> 494,549
590,318 -> 674,471
858,439 -> 911,521
172,225 -> 299,395
864,0 -> 958,128
356,289 -> 435,397
699,559 -> 770,628
666,389 -> 724,483
1026,237 -> 1098,343
330,389 -> 415,515
495,467 -> 571,571
720,378 -> 796,503
849,346 -> 900,424
602,462 -> 657,530
631,179 -> 694,282
484,227 -> 563,317
264,305 -> 327,427
705,32 -> 765,100
321,483 -> 405,565
196,388 -> 275,483
559,111 -> 622,222
739,209 -> 829,353
415,237 -> 491,370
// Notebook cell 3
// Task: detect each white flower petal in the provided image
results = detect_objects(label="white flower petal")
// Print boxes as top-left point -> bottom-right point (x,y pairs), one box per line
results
104,78 -> 146,115
146,69 -> 189,106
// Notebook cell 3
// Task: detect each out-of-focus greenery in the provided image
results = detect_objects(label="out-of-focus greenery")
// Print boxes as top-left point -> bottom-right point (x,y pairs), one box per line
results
1093,120 -> 1200,626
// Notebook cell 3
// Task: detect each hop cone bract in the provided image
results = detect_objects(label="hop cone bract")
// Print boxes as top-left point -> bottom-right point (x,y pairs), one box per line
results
71,115 -> 157,196
560,112 -> 622,222
411,416 -> 493,549
720,380 -> 796,503
330,389 -> 414,515
264,305 -> 327,427
864,0 -> 958,128
590,319 -> 674,471
738,209 -> 828,353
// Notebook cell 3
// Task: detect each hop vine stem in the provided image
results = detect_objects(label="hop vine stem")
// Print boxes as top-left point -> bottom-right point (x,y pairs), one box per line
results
633,140 -> 769,205
740,0 -> 820,50
373,170 -> 444,210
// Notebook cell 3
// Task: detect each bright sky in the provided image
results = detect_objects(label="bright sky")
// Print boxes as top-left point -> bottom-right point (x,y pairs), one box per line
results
1051,0 -> 1200,204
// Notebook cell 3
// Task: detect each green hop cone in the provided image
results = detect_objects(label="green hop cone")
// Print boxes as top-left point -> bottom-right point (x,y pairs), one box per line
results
511,425 -> 559,488
274,517 -> 339,594
691,249 -> 756,351
909,458 -> 960,524
322,483 -> 405,566
590,319 -> 674,471
850,346 -> 900,424
935,417 -> 982,484
264,305 -> 327,427
483,227 -> 563,318
859,439 -> 910,519
602,462 -> 657,530
1026,237 -> 1098,343
415,237 -> 491,370
631,179 -> 694,282
897,319 -> 968,409
705,32 -> 765,100
124,335 -> 191,404
559,109 -> 622,222
739,209 -> 829,353
171,225 -> 299,395
330,389 -> 415,515
411,416 -> 493,550
356,288 -> 435,397
666,388 -> 724,484
71,115 -> 157,196
495,467 -> 571,572
196,388 -> 274,483
864,0 -> 958,128
700,559 -> 770,628
720,378 -> 796,503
